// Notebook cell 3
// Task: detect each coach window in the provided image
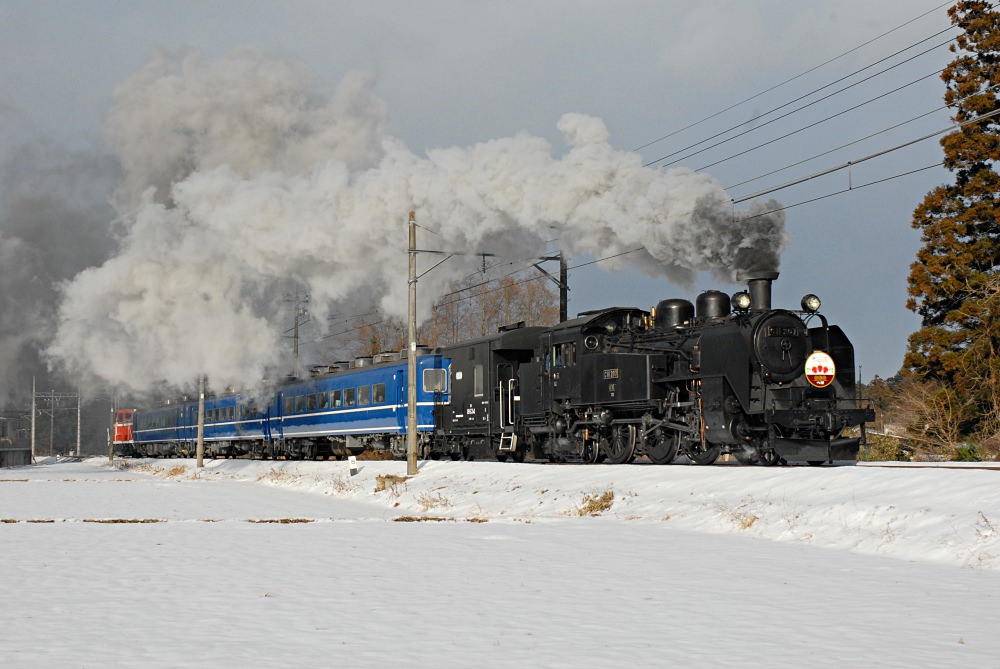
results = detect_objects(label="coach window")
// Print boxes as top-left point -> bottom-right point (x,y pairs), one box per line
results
284,396 -> 293,415
358,386 -> 371,406
227,406 -> 235,421
318,392 -> 329,410
307,394 -> 317,411
373,383 -> 386,404
295,395 -> 306,413
424,368 -> 447,393
332,390 -> 342,408
474,364 -> 484,397
345,387 -> 356,407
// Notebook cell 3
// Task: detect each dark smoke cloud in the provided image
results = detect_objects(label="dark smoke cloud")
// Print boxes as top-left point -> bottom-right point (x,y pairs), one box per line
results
0,142 -> 120,405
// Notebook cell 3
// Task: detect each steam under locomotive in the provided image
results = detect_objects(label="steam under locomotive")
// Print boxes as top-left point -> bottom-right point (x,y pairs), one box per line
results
115,272 -> 874,465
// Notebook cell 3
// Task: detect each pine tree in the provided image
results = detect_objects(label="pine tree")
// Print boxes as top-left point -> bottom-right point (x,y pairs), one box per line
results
905,1 -> 1000,439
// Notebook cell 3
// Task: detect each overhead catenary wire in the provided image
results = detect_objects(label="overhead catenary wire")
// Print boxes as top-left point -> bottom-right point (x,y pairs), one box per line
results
655,44 -> 951,171
311,4 -> 989,353
438,106 -> 1000,309
644,29 -> 956,168
732,106 -> 1000,204
315,106 -> 995,344
738,163 -> 942,223
633,0 -> 955,153
725,80 -> 1000,192
692,67 -> 944,173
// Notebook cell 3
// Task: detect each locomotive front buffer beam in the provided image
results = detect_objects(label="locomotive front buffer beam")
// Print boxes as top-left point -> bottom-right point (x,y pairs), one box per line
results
771,436 -> 861,463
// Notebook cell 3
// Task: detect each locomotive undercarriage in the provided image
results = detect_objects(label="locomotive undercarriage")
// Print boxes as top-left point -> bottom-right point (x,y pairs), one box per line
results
521,389 -> 706,465
517,377 -> 867,465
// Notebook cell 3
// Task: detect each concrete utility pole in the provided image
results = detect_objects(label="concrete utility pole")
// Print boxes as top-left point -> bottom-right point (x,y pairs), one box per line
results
196,375 -> 206,467
76,386 -> 81,457
108,395 -> 115,463
30,377 -> 35,462
406,211 -> 419,476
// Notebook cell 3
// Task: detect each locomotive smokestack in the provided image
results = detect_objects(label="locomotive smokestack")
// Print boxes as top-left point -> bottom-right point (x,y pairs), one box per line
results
740,271 -> 779,311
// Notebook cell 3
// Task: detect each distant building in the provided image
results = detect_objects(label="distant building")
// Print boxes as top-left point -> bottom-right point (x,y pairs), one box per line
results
0,411 -> 31,467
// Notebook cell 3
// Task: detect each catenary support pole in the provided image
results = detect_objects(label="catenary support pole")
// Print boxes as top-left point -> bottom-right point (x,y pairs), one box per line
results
76,386 -> 81,456
30,377 -> 35,462
108,395 -> 115,463
196,375 -> 205,467
406,211 -> 419,476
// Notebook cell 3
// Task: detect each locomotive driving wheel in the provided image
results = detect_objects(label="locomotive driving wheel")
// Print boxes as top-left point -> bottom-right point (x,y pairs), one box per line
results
645,427 -> 680,465
603,425 -> 636,464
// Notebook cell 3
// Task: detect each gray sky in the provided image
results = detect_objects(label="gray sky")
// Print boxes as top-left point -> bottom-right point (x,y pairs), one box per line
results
0,0 -> 957,384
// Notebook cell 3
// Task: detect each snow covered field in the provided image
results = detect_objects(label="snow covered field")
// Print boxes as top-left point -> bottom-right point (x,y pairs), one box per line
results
1,457 -> 998,667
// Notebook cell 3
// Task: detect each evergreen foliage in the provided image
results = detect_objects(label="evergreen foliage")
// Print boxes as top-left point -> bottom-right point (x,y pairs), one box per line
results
906,1 -> 1000,441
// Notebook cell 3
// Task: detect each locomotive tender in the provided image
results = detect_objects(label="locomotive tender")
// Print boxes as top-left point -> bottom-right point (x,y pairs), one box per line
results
115,272 -> 874,465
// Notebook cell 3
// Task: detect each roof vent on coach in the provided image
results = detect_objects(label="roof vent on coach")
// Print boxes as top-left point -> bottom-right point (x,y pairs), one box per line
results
399,345 -> 432,359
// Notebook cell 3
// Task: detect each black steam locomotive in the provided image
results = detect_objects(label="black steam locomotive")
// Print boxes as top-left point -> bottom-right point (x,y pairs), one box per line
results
430,271 -> 873,465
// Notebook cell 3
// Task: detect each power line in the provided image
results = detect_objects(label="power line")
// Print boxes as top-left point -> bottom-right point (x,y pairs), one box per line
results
634,1 -> 954,153
738,163 -> 942,223
725,80 -> 1000,192
733,106 -> 1000,203
652,40 -> 952,170
432,249 -> 641,311
724,105 -> 943,191
692,68 -> 943,173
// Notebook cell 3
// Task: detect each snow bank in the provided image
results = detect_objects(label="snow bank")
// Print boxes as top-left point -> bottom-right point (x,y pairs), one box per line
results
109,457 -> 1000,569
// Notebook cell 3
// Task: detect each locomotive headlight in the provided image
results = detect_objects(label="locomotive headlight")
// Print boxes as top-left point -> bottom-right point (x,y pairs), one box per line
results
732,291 -> 752,311
801,294 -> 821,313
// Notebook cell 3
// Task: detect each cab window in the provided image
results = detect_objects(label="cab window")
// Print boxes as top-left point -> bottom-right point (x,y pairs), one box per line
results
474,364 -> 484,397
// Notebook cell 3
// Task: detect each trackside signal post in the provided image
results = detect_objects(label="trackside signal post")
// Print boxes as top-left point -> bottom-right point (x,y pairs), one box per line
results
407,212 -> 419,475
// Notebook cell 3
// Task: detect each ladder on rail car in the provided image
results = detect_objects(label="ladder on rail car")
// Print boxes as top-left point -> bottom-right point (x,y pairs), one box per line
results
498,429 -> 518,452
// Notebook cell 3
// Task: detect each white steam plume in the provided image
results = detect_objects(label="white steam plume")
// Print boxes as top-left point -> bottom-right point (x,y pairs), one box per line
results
47,48 -> 789,394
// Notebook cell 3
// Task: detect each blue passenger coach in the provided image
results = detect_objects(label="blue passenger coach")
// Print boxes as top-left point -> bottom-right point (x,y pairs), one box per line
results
130,351 -> 450,459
